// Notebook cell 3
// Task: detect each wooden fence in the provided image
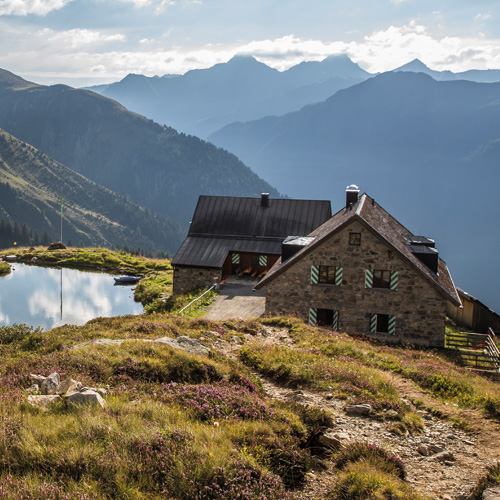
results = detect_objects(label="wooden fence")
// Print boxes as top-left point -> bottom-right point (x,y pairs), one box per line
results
445,331 -> 500,372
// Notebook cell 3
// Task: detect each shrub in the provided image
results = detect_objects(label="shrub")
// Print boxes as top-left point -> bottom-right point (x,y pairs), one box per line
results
239,433 -> 311,488
0,324 -> 43,345
334,442 -> 406,480
112,355 -> 223,385
158,383 -> 276,422
329,461 -> 426,500
195,459 -> 293,500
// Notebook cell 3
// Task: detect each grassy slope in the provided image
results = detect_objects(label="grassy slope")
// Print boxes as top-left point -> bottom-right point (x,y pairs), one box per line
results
1,249 -> 500,498
0,130 -> 185,254
1,317 -> 499,498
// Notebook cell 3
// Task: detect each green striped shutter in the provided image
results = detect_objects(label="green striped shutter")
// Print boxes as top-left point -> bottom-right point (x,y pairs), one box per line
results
259,255 -> 267,266
311,265 -> 319,284
309,308 -> 317,326
332,310 -> 339,330
390,271 -> 399,291
388,315 -> 396,335
232,253 -> 240,264
335,267 -> 343,286
365,269 -> 373,289
370,313 -> 377,333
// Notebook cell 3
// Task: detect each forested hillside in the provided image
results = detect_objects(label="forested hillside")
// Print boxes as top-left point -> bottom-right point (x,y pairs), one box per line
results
0,129 -> 184,254
0,68 -> 278,226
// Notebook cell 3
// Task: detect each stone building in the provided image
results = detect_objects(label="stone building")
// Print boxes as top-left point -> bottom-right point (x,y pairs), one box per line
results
255,186 -> 461,347
171,194 -> 331,294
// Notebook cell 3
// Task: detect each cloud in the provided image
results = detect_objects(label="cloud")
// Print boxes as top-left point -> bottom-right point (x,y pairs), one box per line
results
120,0 -> 152,7
475,13 -> 492,21
0,0 -> 73,16
349,22 -> 500,72
41,28 -> 126,48
3,21 -> 500,87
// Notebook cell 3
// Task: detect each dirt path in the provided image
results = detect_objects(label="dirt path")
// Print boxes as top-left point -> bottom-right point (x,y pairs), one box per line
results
203,278 -> 265,320
213,327 -> 500,500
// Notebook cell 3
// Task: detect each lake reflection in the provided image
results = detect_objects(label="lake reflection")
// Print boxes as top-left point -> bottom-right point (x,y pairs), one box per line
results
0,263 -> 143,330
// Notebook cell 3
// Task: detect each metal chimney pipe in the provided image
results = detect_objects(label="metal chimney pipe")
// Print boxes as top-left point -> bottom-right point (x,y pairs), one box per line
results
345,184 -> 360,208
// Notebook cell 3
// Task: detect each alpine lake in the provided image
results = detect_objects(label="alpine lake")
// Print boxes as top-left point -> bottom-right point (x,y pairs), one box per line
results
0,262 -> 143,331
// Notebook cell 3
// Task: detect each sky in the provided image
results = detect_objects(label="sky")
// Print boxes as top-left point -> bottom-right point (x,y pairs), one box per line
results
1,0 -> 500,87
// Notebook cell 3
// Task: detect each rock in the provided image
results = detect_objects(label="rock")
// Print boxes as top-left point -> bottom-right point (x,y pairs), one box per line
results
483,486 -> 500,500
41,372 -> 60,395
231,336 -> 243,344
317,431 -> 348,449
56,378 -> 80,395
325,393 -> 334,400
345,404 -> 372,416
417,444 -> 430,456
72,338 -> 124,349
385,409 -> 399,418
47,242 -> 66,250
29,374 -> 46,384
311,456 -> 328,470
154,336 -> 211,356
26,383 -> 39,393
335,432 -> 350,440
27,395 -> 61,410
66,390 -> 106,409
428,444 -> 445,455
289,391 -> 306,402
79,386 -> 106,396
433,451 -> 455,462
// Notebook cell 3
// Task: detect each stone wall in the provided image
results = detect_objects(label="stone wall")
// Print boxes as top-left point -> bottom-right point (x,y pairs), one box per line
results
265,220 -> 448,346
173,266 -> 221,295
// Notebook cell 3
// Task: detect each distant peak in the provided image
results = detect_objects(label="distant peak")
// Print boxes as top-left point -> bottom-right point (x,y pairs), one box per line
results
227,55 -> 260,65
120,73 -> 147,82
395,59 -> 431,72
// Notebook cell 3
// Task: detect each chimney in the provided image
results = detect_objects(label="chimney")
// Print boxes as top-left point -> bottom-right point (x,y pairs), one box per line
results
345,184 -> 360,208
260,193 -> 270,207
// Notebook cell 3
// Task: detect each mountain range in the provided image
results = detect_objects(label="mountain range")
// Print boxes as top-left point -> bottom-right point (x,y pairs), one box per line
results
209,71 -> 500,311
86,55 -> 370,138
86,56 -> 500,141
394,58 -> 500,83
0,68 -> 277,227
0,129 -> 184,254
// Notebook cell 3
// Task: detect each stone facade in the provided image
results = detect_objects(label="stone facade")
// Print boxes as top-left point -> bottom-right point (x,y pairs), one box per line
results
265,220 -> 448,347
173,266 -> 221,295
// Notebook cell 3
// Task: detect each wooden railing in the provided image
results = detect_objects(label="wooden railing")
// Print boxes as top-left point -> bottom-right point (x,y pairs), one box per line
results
445,331 -> 500,372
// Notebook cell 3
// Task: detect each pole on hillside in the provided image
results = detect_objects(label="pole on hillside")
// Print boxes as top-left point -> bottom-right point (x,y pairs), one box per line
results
60,188 -> 63,243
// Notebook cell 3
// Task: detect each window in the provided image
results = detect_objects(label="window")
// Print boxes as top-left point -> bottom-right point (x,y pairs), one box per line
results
373,269 -> 391,288
370,313 -> 396,335
365,269 -> 398,290
319,265 -> 337,284
309,308 -> 339,330
311,265 -> 343,286
349,232 -> 361,246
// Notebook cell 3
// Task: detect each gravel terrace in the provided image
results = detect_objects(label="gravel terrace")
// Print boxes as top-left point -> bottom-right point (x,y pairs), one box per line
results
203,276 -> 266,320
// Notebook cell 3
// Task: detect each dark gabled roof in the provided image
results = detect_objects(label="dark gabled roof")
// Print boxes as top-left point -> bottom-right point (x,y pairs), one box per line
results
256,193 -> 461,306
172,237 -> 282,269
172,195 -> 332,268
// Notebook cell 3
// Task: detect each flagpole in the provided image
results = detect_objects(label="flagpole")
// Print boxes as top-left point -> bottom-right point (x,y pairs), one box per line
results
60,188 -> 63,243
